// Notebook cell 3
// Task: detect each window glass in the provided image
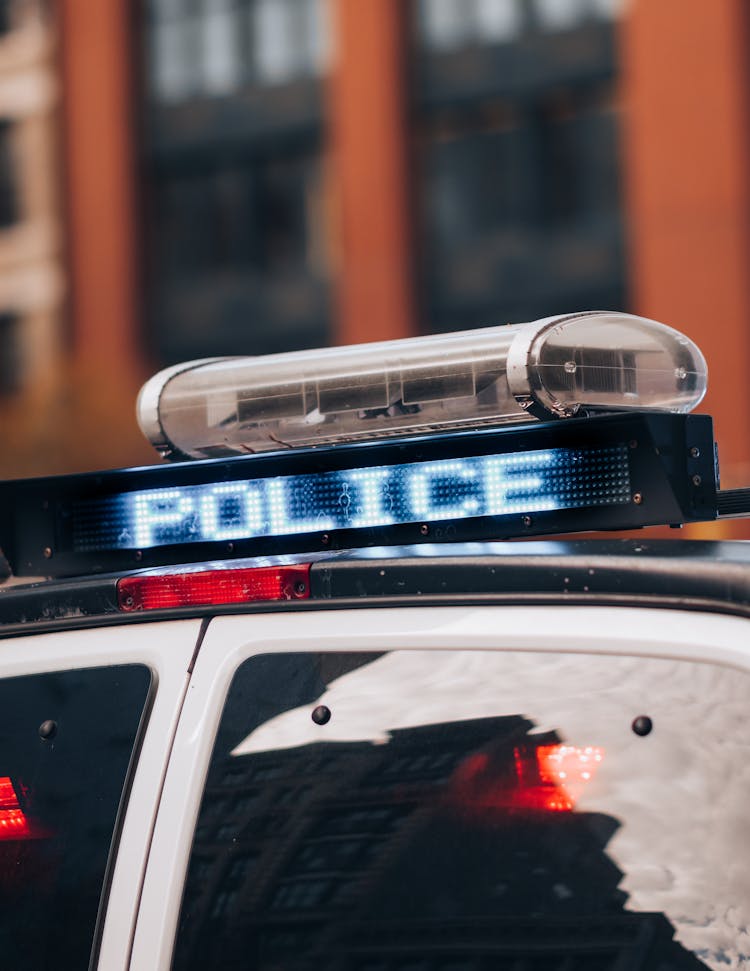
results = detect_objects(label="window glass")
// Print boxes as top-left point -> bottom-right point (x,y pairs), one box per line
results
416,85 -> 624,333
0,312 -> 22,394
0,119 -> 19,229
0,664 -> 152,967
174,649 -> 750,970
0,0 -> 47,36
145,0 -> 329,104
141,0 -> 332,366
414,0 -> 625,334
416,0 -> 622,49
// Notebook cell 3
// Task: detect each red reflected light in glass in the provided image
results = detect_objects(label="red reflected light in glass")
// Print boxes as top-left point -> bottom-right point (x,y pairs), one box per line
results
452,752 -> 490,785
515,744 -> 604,812
513,748 -> 573,812
537,744 -> 604,789
447,743 -> 604,814
0,777 -> 31,840
118,564 -> 311,611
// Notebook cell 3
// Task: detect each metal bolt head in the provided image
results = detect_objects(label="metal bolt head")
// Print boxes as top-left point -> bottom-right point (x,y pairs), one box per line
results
522,515 -> 532,528
419,524 -> 430,536
689,446 -> 701,459
311,705 -> 331,725
43,547 -> 53,559
39,719 -> 57,740
633,493 -> 643,505
632,715 -> 653,737
692,474 -> 702,487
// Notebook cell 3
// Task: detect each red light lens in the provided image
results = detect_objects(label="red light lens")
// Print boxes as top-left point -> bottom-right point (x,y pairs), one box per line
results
118,564 -> 311,611
0,777 -> 31,840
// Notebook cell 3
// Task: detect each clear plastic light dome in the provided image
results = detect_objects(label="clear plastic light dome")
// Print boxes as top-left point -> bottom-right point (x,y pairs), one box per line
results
137,312 -> 708,460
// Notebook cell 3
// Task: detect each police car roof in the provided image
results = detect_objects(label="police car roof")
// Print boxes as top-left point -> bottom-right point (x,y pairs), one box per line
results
1,315 -> 743,636
1,538 -> 749,637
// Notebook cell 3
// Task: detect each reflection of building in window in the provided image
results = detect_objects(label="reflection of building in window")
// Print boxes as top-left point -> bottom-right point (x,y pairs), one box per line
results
225,852 -> 257,887
209,887 -> 238,920
270,876 -> 333,911
289,836 -> 371,874
174,711 -> 709,971
376,748 -> 459,783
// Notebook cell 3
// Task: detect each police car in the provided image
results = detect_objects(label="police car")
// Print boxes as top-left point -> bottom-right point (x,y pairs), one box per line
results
0,312 -> 747,970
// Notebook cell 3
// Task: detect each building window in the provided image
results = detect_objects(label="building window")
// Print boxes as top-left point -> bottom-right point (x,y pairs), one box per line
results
141,0 -> 332,365
0,120 -> 19,228
414,0 -> 625,332
0,313 -> 21,394
145,0 -> 330,105
0,0 -> 48,34
416,0 -> 625,49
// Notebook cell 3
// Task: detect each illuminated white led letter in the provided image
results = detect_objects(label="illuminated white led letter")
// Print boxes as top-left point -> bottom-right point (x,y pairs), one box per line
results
266,478 -> 335,535
483,451 -> 555,515
408,460 -> 480,522
347,468 -> 395,528
199,483 -> 264,540
132,489 -> 195,548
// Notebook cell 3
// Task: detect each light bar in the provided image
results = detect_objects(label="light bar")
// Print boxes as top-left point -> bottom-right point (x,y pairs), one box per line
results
138,313 -> 707,459
0,412 -> 718,578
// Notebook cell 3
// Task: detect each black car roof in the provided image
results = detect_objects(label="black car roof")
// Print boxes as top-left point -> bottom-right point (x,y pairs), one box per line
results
1,538 -> 750,638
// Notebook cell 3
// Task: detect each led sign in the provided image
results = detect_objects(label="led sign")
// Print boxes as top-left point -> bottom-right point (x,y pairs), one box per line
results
0,412 -> 718,578
72,444 -> 631,554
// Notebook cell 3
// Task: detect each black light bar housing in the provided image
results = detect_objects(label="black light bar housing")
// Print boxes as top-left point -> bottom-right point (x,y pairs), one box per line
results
0,413 -> 717,579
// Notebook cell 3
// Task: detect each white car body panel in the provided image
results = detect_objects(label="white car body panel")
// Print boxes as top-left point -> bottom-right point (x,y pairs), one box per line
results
0,619 -> 203,971
129,604 -> 750,970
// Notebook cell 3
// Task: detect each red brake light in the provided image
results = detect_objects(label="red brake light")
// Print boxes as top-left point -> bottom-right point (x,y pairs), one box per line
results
118,564 -> 311,611
0,777 -> 31,840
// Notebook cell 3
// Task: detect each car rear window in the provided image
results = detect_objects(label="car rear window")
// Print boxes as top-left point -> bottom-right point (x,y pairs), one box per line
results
173,650 -> 750,971
0,663 -> 152,968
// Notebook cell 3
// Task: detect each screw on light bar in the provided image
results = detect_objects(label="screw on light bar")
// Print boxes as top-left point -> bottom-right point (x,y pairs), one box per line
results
117,564 -> 311,611
138,312 -> 708,459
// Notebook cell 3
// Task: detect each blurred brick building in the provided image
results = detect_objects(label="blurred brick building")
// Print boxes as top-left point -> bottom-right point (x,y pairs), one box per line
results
0,0 -> 748,537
